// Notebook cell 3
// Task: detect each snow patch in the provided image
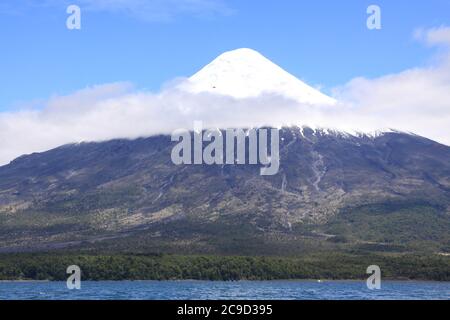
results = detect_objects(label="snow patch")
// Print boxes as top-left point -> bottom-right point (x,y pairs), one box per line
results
179,48 -> 336,106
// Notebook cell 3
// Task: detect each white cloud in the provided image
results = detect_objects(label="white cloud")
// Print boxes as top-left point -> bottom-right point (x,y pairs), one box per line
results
77,0 -> 233,21
415,26 -> 450,47
4,0 -> 232,21
0,0 -> 234,22
1,27 -> 450,165
0,82 -> 322,165
333,26 -> 450,143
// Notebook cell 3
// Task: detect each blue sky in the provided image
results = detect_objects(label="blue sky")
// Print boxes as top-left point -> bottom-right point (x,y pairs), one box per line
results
0,0 -> 449,111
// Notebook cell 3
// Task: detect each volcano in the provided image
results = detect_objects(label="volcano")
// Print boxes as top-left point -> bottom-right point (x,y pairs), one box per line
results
0,50 -> 449,255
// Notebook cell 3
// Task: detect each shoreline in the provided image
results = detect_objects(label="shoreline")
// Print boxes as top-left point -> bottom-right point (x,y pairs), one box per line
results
1,279 -> 449,283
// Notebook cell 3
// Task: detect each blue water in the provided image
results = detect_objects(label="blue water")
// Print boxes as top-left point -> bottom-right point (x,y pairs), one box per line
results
0,281 -> 448,300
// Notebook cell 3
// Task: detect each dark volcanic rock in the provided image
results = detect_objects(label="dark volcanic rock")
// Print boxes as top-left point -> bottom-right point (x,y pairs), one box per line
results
0,127 -> 449,252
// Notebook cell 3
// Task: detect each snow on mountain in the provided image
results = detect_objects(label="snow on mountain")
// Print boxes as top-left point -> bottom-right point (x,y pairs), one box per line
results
179,48 -> 337,105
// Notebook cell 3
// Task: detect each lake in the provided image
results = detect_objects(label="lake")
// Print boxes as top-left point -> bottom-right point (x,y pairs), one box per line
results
0,280 -> 448,300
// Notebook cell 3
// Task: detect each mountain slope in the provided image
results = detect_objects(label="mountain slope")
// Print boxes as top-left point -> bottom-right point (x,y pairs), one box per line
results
0,128 -> 449,254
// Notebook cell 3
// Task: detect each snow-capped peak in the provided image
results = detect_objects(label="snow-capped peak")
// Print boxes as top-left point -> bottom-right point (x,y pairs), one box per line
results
179,48 -> 336,105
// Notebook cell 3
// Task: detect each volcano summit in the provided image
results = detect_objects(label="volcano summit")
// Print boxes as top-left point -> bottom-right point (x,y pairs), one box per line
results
180,48 -> 337,105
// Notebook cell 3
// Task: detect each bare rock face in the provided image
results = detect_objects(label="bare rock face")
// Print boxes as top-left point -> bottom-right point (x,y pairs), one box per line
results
0,127 -> 449,253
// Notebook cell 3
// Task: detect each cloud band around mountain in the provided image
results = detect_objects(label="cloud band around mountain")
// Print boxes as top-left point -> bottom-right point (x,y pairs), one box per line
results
1,26 -> 450,165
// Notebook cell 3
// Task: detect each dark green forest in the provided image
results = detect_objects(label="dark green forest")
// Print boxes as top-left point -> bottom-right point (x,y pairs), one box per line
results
0,252 -> 448,281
